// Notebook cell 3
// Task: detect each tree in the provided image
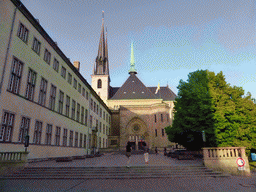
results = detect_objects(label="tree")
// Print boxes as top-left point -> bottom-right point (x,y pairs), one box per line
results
165,70 -> 256,151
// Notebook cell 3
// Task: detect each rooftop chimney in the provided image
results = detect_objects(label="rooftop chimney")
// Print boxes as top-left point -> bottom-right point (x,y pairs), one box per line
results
73,61 -> 80,72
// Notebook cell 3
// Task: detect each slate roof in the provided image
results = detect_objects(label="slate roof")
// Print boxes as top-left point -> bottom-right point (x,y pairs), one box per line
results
148,87 -> 176,101
109,73 -> 176,100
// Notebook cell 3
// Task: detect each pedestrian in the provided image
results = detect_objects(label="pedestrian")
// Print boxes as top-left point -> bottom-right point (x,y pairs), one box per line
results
155,147 -> 158,155
144,148 -> 149,164
126,141 -> 132,167
164,147 -> 167,156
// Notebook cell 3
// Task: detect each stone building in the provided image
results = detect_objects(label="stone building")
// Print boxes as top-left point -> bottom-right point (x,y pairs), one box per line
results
0,0 -> 111,159
91,16 -> 176,150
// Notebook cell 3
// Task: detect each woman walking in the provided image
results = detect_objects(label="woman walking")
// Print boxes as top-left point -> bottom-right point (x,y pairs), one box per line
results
144,148 -> 149,164
126,142 -> 132,167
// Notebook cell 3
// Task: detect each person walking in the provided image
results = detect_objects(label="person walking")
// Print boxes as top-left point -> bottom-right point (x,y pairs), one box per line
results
164,147 -> 167,156
155,147 -> 158,155
144,148 -> 149,164
126,141 -> 132,167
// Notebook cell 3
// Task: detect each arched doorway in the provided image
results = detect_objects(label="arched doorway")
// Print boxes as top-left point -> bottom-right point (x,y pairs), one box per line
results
125,117 -> 149,150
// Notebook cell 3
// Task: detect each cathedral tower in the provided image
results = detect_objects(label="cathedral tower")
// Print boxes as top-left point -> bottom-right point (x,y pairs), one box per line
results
91,11 -> 110,103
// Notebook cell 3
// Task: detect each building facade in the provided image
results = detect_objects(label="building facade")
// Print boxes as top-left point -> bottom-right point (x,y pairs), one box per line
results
0,0 -> 111,159
91,18 -> 177,150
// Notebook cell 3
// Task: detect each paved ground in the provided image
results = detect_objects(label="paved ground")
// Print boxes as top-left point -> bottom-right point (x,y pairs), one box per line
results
1,153 -> 256,192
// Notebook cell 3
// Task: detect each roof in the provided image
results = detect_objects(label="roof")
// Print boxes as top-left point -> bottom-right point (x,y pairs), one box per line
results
148,87 -> 176,101
110,73 -> 157,100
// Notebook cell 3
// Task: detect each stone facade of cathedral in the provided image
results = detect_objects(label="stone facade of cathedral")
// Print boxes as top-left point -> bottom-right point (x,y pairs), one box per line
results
91,14 -> 176,150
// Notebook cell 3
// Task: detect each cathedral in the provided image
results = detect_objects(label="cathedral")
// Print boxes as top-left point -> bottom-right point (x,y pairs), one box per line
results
91,13 -> 177,150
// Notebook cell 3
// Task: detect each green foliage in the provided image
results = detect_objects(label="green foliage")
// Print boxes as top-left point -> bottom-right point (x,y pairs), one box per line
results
166,69 -> 256,151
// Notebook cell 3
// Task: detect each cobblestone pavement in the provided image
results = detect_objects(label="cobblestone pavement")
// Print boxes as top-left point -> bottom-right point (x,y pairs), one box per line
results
1,153 -> 256,192
26,153 -> 203,168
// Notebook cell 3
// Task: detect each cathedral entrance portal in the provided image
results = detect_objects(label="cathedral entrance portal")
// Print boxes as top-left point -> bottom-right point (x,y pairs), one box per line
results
128,135 -> 146,150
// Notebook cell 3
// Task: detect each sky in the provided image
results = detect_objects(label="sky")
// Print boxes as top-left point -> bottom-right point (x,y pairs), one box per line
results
21,0 -> 256,98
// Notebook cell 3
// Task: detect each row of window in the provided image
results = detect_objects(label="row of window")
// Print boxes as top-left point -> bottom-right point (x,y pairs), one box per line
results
17,22 -> 89,100
90,98 -> 110,123
0,111 -> 108,148
8,56 -> 109,125
155,128 -> 166,137
154,114 -> 169,123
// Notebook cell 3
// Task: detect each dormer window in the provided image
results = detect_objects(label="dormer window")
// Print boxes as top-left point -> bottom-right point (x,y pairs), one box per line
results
97,79 -> 102,88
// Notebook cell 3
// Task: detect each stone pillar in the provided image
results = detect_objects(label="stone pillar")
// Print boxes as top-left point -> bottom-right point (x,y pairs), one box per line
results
135,136 -> 138,150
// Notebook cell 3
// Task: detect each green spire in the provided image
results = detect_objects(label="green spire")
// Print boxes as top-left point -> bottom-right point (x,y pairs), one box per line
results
129,42 -> 137,74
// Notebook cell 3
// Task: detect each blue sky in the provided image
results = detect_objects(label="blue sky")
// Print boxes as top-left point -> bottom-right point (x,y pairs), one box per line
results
21,0 -> 256,98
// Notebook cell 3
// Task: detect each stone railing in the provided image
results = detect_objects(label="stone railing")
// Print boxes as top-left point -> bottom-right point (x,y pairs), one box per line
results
203,147 -> 250,176
0,152 -> 29,162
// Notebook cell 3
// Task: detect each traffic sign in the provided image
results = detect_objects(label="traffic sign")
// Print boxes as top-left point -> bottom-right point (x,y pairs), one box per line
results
236,158 -> 245,167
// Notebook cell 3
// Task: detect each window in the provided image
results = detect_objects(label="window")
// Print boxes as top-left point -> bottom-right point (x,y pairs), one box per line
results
85,109 -> 88,126
93,102 -> 96,112
63,128 -> 67,146
49,84 -> 57,110
32,37 -> 41,54
74,132 -> 78,147
109,116 -> 111,124
97,79 -> 102,88
25,68 -> 37,101
0,112 -> 15,142
99,137 -> 101,148
73,78 -> 77,89
55,127 -> 61,146
71,100 -> 76,120
58,90 -> 64,114
17,22 -> 29,43
161,114 -> 163,122
99,122 -> 102,132
45,124 -> 52,145
96,105 -> 99,115
67,73 -> 72,84
155,129 -> 157,137
69,130 -> 73,147
33,121 -> 42,144
61,67 -> 66,79
103,124 -> 105,134
65,95 -> 70,117
103,138 -> 105,148
18,117 -> 30,143
43,49 -> 51,64
81,106 -> 84,124
86,91 -> 89,100
106,114 -> 108,122
78,83 -> 81,93
83,134 -> 86,148
154,114 -> 157,123
53,58 -> 59,72
79,133 -> 83,148
38,78 -> 48,106
82,88 -> 85,97
103,111 -> 105,120
76,103 -> 80,122
100,108 -> 102,117
8,57 -> 23,94
162,129 -> 165,137
89,115 -> 92,128
90,99 -> 93,110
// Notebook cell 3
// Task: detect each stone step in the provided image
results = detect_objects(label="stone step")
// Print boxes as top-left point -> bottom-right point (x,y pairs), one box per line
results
0,165 -> 229,179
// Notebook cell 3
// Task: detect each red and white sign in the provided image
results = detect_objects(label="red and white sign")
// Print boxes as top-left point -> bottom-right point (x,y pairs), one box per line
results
236,158 -> 245,167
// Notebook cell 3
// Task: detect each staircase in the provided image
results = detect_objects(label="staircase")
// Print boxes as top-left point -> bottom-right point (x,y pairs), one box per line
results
0,165 -> 229,179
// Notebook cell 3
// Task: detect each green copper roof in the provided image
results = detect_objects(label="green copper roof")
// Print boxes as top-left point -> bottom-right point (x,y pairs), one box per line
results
129,42 -> 137,74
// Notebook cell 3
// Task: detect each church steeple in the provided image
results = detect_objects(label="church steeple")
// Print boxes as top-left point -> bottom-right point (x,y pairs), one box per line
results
91,11 -> 110,104
129,42 -> 137,74
94,11 -> 109,75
